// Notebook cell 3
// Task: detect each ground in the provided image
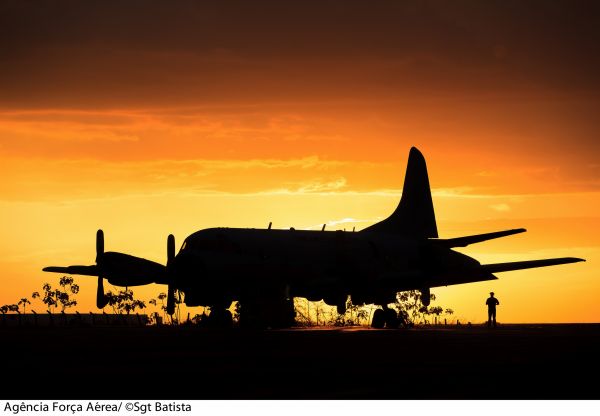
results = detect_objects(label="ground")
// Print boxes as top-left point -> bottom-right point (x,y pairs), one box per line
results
2,324 -> 599,399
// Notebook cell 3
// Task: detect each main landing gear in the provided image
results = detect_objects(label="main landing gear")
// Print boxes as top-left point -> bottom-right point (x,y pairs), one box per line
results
371,307 -> 401,329
206,307 -> 233,329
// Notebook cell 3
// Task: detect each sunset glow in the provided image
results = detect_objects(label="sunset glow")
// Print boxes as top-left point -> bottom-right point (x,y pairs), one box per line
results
1,1 -> 598,323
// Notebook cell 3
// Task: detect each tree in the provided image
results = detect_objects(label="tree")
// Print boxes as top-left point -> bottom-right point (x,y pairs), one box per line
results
155,292 -> 168,321
293,297 -> 371,327
57,277 -> 79,312
151,291 -> 181,324
41,283 -> 58,312
104,289 -> 146,315
232,302 -> 241,323
392,290 -> 455,325
325,299 -> 370,327
293,298 -> 312,326
342,299 -> 369,326
18,298 -> 30,314
40,277 -> 79,313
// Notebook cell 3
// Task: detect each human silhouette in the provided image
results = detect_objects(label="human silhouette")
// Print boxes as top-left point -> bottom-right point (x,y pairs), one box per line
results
486,292 -> 499,327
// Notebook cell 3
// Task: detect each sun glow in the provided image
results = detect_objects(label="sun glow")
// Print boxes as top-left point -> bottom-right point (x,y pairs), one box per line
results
1,2 -> 599,323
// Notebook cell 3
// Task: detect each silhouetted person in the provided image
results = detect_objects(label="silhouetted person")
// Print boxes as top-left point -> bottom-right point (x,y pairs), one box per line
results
486,292 -> 499,327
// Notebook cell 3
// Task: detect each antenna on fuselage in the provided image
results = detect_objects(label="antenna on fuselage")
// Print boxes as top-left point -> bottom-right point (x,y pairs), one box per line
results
268,222 -> 272,230
353,227 -> 355,232
321,224 -> 326,231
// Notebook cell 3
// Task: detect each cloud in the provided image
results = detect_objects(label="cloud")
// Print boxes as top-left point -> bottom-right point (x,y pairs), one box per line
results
432,187 -> 479,198
297,178 -> 348,193
490,203 -> 511,212
2,2 -> 600,110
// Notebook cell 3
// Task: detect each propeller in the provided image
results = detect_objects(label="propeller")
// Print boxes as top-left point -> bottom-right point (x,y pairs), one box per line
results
44,229 -> 168,309
166,234 -> 176,315
95,229 -> 109,309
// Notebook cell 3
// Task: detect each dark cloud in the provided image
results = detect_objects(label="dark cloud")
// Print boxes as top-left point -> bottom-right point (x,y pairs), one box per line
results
1,0 -> 599,108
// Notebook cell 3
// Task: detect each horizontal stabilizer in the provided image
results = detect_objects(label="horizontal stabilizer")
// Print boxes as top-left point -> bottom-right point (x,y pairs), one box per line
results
43,265 -> 99,276
480,257 -> 585,274
431,228 -> 526,247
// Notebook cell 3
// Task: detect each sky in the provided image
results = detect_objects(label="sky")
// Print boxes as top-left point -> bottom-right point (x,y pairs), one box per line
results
0,0 -> 598,323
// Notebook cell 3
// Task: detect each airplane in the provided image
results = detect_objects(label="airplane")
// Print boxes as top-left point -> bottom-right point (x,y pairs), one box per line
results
43,147 -> 585,328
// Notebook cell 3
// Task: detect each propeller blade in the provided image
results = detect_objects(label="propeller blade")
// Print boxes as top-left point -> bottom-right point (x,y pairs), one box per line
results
96,276 -> 108,309
167,285 -> 175,315
167,234 -> 175,264
166,234 -> 176,315
96,229 -> 104,263
95,230 -> 108,309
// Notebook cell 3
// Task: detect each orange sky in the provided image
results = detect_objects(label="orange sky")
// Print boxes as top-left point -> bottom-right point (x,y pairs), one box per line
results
0,1 -> 598,322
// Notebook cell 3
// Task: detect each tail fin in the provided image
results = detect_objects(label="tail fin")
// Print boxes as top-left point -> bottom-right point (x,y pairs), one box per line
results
363,147 -> 438,237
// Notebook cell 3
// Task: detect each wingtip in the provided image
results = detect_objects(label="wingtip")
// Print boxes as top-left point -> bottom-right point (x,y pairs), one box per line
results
561,257 -> 586,263
43,266 -> 68,273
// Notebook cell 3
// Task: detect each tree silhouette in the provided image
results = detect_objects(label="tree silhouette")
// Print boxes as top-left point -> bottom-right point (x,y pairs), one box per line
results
393,290 -> 454,325
152,291 -> 182,324
18,298 -> 30,314
31,291 -> 40,303
41,283 -> 58,312
104,289 -> 146,315
40,277 -> 80,313
325,299 -> 369,327
156,292 -> 168,321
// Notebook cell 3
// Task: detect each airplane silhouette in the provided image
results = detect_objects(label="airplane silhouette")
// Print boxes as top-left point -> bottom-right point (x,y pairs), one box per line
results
43,147 -> 584,328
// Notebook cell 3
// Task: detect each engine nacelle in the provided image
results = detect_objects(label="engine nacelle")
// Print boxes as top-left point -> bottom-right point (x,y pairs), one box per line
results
102,252 -> 166,286
420,287 -> 431,307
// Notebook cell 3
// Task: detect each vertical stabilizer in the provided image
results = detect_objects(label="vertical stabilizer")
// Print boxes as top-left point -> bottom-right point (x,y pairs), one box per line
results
362,147 -> 438,237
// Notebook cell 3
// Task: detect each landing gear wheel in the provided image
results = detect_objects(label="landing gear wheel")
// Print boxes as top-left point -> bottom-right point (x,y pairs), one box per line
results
207,309 -> 233,329
371,309 -> 385,328
397,310 -> 411,328
383,308 -> 399,329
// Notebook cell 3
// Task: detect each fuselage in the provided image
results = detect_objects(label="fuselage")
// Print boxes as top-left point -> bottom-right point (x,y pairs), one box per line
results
171,227 -> 479,308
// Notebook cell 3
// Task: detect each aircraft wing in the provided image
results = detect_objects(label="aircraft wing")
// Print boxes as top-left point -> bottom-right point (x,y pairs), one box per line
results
479,257 -> 585,274
43,265 -> 99,276
430,228 -> 526,247
426,257 -> 584,289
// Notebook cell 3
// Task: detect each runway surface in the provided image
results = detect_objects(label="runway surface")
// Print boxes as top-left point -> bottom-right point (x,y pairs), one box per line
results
2,324 -> 599,399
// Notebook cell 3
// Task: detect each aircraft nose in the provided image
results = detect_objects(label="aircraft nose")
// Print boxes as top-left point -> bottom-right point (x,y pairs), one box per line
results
170,250 -> 202,282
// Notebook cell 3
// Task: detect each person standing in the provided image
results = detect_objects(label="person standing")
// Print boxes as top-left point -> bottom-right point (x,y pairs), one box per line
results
486,292 -> 500,327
